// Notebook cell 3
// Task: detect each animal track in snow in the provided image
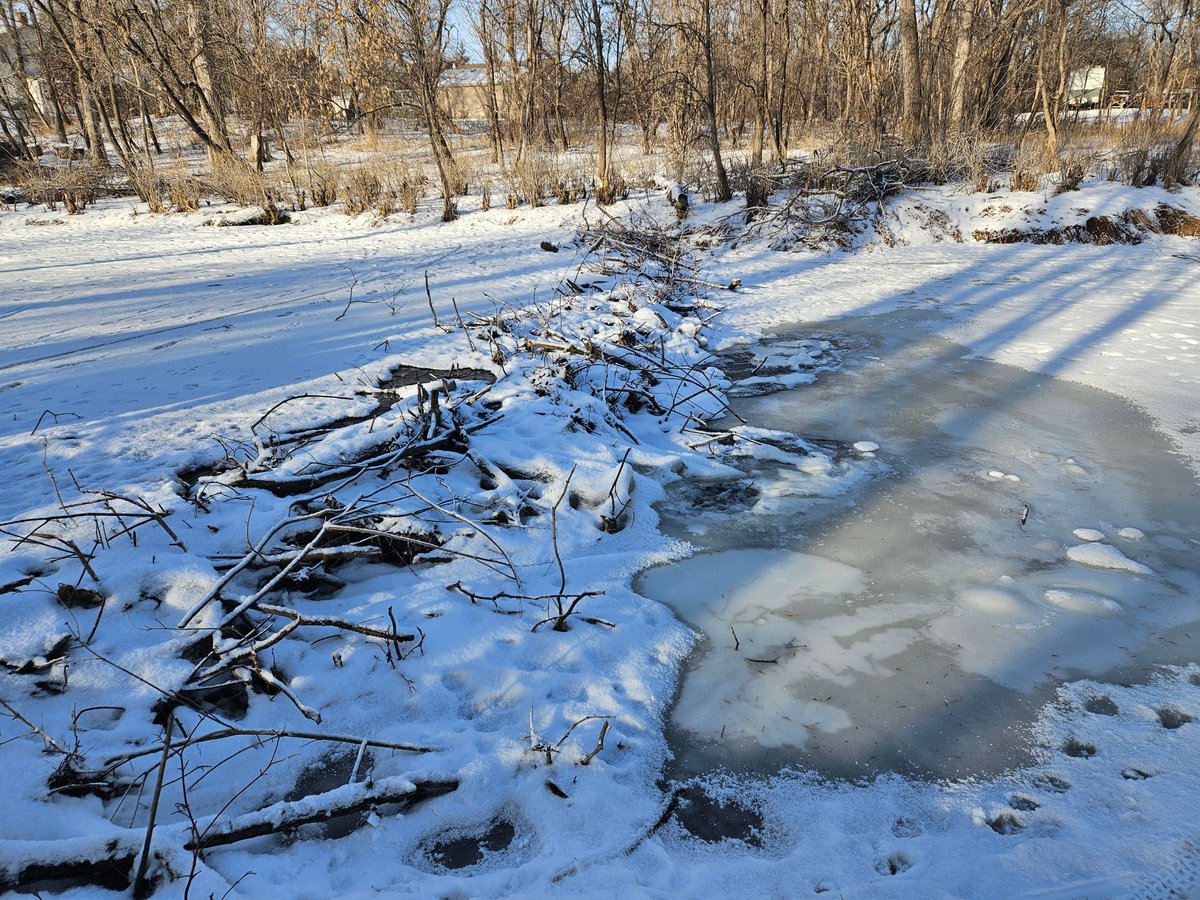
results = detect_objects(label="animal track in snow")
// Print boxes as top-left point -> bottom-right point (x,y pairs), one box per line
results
986,811 -> 1025,835
1156,707 -> 1193,729
1032,773 -> 1072,793
1084,696 -> 1120,716
874,852 -> 913,876
1061,738 -> 1098,758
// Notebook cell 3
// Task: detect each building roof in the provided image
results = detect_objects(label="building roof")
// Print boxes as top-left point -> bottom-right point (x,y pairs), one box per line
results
438,64 -> 507,88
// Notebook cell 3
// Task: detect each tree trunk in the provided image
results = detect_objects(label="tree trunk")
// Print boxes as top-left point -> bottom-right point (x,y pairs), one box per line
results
699,0 -> 731,200
898,0 -> 923,145
948,0 -> 976,134
420,81 -> 458,221
750,0 -> 768,167
185,0 -> 232,163
587,0 -> 611,201
78,77 -> 106,165
479,0 -> 505,166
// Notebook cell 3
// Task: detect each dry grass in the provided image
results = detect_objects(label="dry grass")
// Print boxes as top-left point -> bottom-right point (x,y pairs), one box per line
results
305,160 -> 342,208
206,154 -> 280,207
17,162 -> 109,214
343,160 -> 427,218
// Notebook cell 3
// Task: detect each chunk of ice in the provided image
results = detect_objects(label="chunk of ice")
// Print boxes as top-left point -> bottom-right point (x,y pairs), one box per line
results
1066,542 -> 1154,575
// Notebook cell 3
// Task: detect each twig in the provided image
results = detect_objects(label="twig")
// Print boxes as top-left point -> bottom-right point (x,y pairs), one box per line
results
548,715 -> 605,750
424,271 -> 450,331
132,714 -> 173,899
0,697 -> 71,754
334,271 -> 358,321
451,297 -> 477,352
250,666 -> 321,724
551,466 -> 575,602
581,720 -> 611,766
178,510 -> 328,628
30,409 -> 82,436
103,727 -> 437,773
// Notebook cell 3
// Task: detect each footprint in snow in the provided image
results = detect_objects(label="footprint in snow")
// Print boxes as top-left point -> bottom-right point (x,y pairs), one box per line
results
1032,773 -> 1072,793
1061,738 -> 1098,758
1009,794 -> 1040,812
1084,695 -> 1120,716
874,852 -> 913,876
1156,707 -> 1193,729
986,811 -> 1025,835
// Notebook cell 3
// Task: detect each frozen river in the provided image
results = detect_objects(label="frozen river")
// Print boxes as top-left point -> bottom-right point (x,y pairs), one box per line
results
640,310 -> 1200,783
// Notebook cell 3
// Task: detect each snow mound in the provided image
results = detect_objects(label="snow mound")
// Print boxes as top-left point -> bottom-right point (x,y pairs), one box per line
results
1066,542 -> 1154,575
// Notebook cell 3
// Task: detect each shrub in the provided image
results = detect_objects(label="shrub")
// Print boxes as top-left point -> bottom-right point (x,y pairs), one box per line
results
164,170 -> 202,212
18,162 -> 107,214
344,165 -> 382,215
206,154 -> 276,207
307,161 -> 341,208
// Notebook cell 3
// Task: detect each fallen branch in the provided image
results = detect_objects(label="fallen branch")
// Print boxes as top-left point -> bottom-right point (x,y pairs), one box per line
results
185,775 -> 458,850
132,715 -> 173,899
103,727 -> 438,773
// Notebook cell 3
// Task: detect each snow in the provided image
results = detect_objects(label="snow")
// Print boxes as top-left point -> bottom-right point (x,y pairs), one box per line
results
2,177 -> 1200,897
1067,541 -> 1155,575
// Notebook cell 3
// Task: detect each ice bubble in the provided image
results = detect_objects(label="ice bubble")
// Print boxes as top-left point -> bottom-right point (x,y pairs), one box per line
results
853,441 -> 880,453
987,470 -> 1006,480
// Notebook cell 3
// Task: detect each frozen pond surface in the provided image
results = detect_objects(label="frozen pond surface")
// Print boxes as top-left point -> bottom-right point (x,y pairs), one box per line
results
640,310 -> 1200,783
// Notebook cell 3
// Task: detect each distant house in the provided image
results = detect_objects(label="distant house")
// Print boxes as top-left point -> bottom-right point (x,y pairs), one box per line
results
437,64 -> 509,121
1068,67 -> 1106,109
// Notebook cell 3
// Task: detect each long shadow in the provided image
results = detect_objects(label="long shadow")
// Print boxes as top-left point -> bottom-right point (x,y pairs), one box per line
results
0,212 -> 586,513
659,236 -> 1200,798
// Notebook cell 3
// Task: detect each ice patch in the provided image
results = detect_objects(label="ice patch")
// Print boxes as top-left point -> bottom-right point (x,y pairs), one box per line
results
1041,587 -> 1123,615
1066,542 -> 1154,575
1072,528 -> 1106,542
1118,527 -> 1146,541
958,580 -> 1043,623
853,441 -> 880,453
638,548 -> 929,748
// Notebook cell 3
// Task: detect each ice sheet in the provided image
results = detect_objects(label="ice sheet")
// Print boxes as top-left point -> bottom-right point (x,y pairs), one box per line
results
645,311 -> 1200,781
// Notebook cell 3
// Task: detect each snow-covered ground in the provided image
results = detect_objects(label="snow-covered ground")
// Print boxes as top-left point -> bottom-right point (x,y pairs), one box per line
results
1,180 -> 1198,897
